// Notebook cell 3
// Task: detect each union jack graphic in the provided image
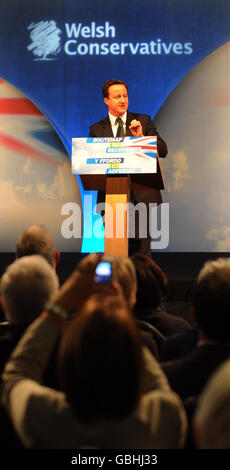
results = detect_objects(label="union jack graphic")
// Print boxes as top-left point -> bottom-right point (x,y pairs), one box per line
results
123,136 -> 157,160
0,77 -> 65,167
0,78 -> 82,253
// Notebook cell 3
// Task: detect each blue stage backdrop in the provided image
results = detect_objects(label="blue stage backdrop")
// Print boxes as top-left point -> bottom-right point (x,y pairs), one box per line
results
0,0 -> 230,252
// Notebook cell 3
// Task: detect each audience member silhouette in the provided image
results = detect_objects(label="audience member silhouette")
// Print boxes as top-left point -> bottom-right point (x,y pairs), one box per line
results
0,225 -> 60,323
100,255 -> 158,357
193,359 -> 230,449
131,253 -> 190,354
0,254 -> 59,448
101,255 -> 137,309
161,257 -> 230,400
0,254 -> 59,374
16,224 -> 60,269
1,254 -> 187,449
160,324 -> 199,362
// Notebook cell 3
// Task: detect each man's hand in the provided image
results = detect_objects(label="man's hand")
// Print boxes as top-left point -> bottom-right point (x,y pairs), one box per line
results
129,119 -> 143,137
50,253 -> 103,314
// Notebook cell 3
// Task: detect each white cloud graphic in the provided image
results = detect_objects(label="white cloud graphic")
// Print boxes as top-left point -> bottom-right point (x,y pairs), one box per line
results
23,158 -> 33,174
171,150 -> 191,191
37,163 -> 78,200
206,226 -> 230,251
162,149 -> 191,192
0,177 -> 82,251
15,184 -> 32,194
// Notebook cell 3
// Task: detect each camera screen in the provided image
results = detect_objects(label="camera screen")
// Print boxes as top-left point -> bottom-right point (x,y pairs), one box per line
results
94,262 -> 112,283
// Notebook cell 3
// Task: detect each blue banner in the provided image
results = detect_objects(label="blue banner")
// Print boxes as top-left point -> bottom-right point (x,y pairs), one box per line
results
0,0 -> 230,252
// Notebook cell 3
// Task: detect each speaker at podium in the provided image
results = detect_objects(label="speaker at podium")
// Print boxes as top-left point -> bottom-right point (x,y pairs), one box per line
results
72,136 -> 165,256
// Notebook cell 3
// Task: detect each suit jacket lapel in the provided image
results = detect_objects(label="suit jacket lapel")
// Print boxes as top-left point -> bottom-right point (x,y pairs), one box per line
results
125,112 -> 134,136
101,117 -> 113,137
101,113 -> 135,137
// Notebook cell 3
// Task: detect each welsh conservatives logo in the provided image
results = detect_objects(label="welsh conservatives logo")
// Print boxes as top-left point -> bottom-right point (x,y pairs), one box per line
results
27,21 -> 62,60
27,19 -> 193,59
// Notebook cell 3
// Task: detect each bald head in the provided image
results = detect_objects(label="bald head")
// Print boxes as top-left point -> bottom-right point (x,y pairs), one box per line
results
16,225 -> 60,268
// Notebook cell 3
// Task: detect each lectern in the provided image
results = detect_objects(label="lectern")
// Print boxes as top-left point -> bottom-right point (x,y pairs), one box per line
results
72,137 -> 165,256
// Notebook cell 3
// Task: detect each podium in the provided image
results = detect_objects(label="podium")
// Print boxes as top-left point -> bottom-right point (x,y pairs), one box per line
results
80,156 -> 165,256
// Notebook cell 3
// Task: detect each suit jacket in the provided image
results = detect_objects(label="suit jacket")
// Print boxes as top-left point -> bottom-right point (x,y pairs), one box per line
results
89,112 -> 168,254
89,112 -> 167,201
160,325 -> 199,362
136,305 -> 191,338
136,305 -> 190,356
161,342 -> 230,400
89,112 -> 168,158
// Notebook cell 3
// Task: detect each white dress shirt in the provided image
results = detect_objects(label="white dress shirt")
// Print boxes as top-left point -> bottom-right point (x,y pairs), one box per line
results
109,112 -> 127,137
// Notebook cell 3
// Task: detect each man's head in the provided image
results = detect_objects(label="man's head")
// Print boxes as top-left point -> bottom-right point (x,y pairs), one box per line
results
1,255 -> 59,324
102,79 -> 128,117
131,254 -> 168,312
192,257 -> 230,341
16,225 -> 60,269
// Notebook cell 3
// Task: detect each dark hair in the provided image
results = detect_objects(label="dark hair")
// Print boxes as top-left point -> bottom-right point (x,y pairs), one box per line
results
16,225 -> 56,267
131,254 -> 168,312
102,79 -> 128,98
193,258 -> 230,341
58,294 -> 143,423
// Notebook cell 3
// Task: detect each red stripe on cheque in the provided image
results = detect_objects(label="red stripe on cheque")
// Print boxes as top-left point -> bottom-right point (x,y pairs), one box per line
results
0,98 -> 42,115
0,133 -> 58,166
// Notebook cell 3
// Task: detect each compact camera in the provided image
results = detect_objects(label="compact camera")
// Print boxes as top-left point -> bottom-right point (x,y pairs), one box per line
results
94,261 -> 112,284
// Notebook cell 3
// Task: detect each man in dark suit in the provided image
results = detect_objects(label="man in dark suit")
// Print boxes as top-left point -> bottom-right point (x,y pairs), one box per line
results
89,79 -> 168,254
89,79 -> 167,155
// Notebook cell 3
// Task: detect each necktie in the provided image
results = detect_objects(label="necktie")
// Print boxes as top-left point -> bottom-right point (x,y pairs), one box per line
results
116,117 -> 124,137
